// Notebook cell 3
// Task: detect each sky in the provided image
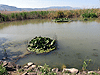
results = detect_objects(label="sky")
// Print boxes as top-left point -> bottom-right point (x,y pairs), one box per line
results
0,0 -> 100,8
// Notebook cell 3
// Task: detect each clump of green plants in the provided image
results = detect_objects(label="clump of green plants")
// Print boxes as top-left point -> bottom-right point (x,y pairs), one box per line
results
83,18 -> 88,21
0,64 -> 8,75
27,36 -> 56,54
38,63 -> 57,75
82,13 -> 97,18
53,18 -> 71,22
82,59 -> 92,70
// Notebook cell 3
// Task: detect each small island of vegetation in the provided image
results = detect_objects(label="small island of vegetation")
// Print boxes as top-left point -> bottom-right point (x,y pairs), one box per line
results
27,36 -> 56,54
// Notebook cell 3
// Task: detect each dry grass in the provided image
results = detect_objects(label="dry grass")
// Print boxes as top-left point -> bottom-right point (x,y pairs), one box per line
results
0,10 -> 24,14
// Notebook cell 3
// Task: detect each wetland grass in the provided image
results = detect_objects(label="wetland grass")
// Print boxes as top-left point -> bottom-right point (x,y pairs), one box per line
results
0,8 -> 100,22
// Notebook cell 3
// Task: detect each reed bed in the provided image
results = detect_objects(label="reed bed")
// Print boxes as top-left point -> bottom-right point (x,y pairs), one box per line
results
0,8 -> 100,22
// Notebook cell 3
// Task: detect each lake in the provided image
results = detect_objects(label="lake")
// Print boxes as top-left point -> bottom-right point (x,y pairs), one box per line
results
0,19 -> 100,70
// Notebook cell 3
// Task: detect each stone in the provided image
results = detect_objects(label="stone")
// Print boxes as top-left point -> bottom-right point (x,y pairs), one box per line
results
57,72 -> 62,75
96,71 -> 100,74
22,72 -> 28,75
62,68 -> 79,74
27,72 -> 37,75
27,62 -> 34,66
7,62 -> 16,68
2,61 -> 8,67
52,68 -> 58,73
82,71 -> 87,74
16,64 -> 21,69
32,65 -> 36,68
88,71 -> 99,74
63,73 -> 69,75
24,65 -> 29,69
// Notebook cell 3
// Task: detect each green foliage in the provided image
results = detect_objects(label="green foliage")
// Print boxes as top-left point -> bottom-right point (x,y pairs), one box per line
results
82,59 -> 92,70
11,13 -> 15,18
0,9 -> 99,22
0,64 -> 7,75
1,14 -> 9,21
39,63 -> 57,75
82,13 -> 97,18
53,18 -> 71,22
89,72 -> 99,75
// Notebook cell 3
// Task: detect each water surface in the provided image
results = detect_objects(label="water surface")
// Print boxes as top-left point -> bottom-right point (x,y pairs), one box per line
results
0,19 -> 100,70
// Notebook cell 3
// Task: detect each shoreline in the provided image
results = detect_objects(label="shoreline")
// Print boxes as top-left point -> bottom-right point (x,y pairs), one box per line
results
0,60 -> 100,75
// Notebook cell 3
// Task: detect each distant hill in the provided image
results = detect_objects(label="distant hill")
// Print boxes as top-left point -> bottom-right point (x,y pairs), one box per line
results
0,4 -> 80,11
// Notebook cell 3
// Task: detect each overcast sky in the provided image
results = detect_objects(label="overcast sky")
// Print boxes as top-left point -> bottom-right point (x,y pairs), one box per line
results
0,0 -> 100,8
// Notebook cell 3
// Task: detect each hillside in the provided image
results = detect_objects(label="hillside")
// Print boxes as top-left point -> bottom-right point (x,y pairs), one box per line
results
0,4 -> 80,11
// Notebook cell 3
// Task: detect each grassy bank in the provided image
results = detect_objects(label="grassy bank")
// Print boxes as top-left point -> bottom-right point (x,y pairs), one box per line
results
0,8 -> 100,22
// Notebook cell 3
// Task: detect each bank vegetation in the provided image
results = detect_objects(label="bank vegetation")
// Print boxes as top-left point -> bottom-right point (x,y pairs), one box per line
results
0,8 -> 100,22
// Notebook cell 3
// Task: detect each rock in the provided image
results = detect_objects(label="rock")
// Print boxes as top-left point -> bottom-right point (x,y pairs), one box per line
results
2,57 -> 7,60
24,65 -> 29,69
57,72 -> 62,75
2,61 -> 8,67
32,65 -> 36,68
22,72 -> 28,75
63,73 -> 69,75
96,71 -> 100,74
3,61 -> 16,71
62,68 -> 79,74
88,71 -> 99,74
27,72 -> 37,75
52,68 -> 58,73
16,64 -> 21,69
82,71 -> 87,74
7,62 -> 16,68
78,71 -> 87,75
27,62 -> 34,66
88,71 -> 94,74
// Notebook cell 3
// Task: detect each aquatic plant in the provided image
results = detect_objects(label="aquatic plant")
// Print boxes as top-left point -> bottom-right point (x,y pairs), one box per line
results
82,59 -> 92,70
53,18 -> 71,22
27,36 -> 56,54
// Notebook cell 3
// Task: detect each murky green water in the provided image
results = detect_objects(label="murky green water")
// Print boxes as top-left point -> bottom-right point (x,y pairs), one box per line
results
0,19 -> 100,70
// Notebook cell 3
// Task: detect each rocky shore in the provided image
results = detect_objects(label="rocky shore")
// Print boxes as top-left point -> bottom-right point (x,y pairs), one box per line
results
0,60 -> 100,75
